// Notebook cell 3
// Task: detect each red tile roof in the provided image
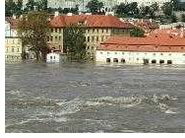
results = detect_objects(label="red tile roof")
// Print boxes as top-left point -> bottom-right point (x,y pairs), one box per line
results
133,20 -> 159,30
98,35 -> 185,52
50,15 -> 134,29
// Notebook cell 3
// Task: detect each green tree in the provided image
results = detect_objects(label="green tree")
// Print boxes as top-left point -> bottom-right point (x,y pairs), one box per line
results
130,28 -> 145,37
17,11 -> 50,62
114,2 -> 139,17
181,14 -> 185,22
86,0 -> 104,14
15,0 -> 23,16
161,2 -> 173,16
63,24 -> 87,61
35,0 -> 48,11
25,0 -> 35,11
171,14 -> 177,22
5,0 -> 16,16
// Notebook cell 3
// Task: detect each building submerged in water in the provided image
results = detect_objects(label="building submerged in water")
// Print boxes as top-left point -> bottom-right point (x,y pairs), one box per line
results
96,29 -> 185,65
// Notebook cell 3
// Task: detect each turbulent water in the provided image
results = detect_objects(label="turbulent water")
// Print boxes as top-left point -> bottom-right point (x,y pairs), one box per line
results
5,63 -> 185,133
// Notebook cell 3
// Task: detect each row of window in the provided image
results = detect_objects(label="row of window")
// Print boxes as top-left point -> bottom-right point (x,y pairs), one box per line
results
106,58 -> 173,65
86,35 -> 109,43
6,39 -> 21,45
6,47 -> 20,53
6,55 -> 21,60
86,28 -> 110,34
51,28 -> 111,34
100,52 -> 185,56
51,28 -> 62,33
48,36 -> 62,42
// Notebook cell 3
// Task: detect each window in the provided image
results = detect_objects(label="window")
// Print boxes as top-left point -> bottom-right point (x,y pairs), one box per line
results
51,29 -> 54,32
55,28 -> 57,32
106,29 -> 108,33
96,36 -> 99,42
183,54 -> 185,56
17,48 -> 19,52
47,36 -> 50,41
50,56 -> 52,59
12,47 -> 14,52
92,29 -> 95,33
55,36 -> 57,41
102,29 -> 104,33
100,52 -> 103,54
91,36 -> 94,42
54,56 -> 55,59
122,52 -> 124,55
121,58 -> 126,63
167,60 -> 172,64
153,53 -> 156,56
51,36 -> 53,41
59,36 -> 61,41
107,52 -> 110,54
87,36 -> 90,42
106,58 -> 111,62
151,59 -> 156,64
59,28 -> 61,33
113,58 -> 118,63
161,53 -> 163,56
115,52 -> 117,55
101,36 -> 104,42
160,60 -> 165,64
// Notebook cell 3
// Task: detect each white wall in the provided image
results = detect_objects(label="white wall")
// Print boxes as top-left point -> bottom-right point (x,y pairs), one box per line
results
96,50 -> 185,65
46,53 -> 60,63
5,21 -> 18,37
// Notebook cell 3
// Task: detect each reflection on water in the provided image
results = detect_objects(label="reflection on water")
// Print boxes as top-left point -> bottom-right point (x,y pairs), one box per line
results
5,62 -> 185,133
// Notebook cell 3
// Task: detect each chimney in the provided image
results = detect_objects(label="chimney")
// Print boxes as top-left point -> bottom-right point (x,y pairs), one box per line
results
54,11 -> 59,17
180,28 -> 184,38
12,14 -> 16,19
67,13 -> 73,16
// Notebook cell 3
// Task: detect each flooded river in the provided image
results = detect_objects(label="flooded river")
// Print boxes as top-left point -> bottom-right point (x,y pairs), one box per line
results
5,63 -> 185,133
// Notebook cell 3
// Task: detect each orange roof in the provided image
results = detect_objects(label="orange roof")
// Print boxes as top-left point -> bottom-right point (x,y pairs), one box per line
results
98,35 -> 185,52
133,20 -> 159,31
149,28 -> 185,38
50,15 -> 134,29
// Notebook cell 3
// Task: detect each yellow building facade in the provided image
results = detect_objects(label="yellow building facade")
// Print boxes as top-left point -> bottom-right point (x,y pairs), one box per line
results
5,37 -> 22,62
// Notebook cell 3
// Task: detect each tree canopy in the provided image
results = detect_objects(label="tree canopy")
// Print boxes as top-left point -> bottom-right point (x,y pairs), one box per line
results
17,11 -> 50,62
86,0 -> 104,14
63,24 -> 87,61
130,28 -> 145,37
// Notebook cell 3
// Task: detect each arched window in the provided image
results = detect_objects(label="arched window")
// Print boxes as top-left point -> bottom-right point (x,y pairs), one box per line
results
121,58 -> 126,63
160,60 -> 165,64
167,60 -> 172,64
113,58 -> 118,63
143,59 -> 149,65
151,60 -> 156,64
106,58 -> 111,62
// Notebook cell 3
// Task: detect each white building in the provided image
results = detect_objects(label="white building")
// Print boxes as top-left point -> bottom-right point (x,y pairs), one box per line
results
125,0 -> 170,7
96,35 -> 185,65
46,52 -> 61,63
